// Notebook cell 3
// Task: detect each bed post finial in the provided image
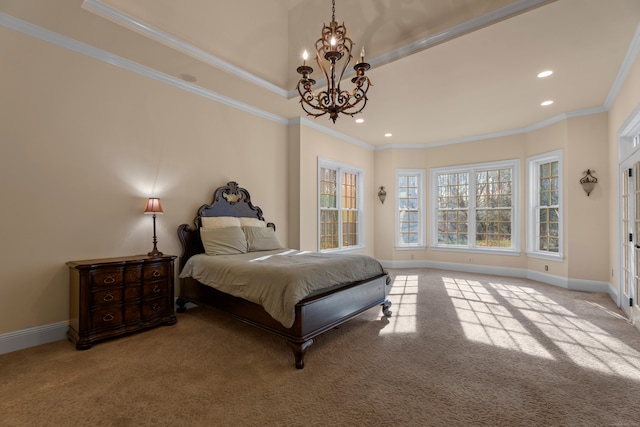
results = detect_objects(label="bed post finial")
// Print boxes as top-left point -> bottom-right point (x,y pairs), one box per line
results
227,181 -> 239,193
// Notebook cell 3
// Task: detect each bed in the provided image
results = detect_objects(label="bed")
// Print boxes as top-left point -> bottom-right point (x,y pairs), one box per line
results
176,181 -> 392,369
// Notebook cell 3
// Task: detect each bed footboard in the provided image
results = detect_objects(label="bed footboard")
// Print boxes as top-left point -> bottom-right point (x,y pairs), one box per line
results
177,273 -> 391,369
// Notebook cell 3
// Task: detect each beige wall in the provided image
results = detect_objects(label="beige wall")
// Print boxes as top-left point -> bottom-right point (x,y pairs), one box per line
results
294,124 -> 376,255
0,29 -> 289,335
565,114 -> 609,282
375,115 -> 611,283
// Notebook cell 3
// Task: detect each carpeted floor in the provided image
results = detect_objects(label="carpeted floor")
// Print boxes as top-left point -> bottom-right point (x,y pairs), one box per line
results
2,268 -> 640,426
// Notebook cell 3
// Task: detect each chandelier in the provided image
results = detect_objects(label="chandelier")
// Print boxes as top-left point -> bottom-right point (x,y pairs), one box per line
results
296,0 -> 372,123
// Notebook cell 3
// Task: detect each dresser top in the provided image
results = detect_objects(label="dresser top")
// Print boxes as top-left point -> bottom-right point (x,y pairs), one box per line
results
67,254 -> 176,269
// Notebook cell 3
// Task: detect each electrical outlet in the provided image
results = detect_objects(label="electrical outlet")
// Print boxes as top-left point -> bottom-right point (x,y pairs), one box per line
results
410,254 -> 414,260
467,257 -> 472,263
545,265 -> 548,271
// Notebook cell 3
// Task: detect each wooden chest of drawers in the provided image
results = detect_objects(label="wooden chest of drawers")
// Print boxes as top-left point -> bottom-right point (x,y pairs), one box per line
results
67,255 -> 177,350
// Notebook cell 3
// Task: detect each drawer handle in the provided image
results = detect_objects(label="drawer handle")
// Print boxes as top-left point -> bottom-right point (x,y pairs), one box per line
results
103,292 -> 114,302
152,270 -> 161,277
152,285 -> 161,293
103,276 -> 115,284
152,303 -> 160,311
103,312 -> 114,322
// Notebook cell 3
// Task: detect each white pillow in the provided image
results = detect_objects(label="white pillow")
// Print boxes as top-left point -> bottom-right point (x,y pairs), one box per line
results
238,217 -> 265,228
243,226 -> 283,252
201,216 -> 241,229
200,227 -> 247,255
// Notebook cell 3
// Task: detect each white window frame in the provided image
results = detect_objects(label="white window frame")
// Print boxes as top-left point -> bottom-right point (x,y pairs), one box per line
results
317,157 -> 365,253
395,169 -> 426,249
430,159 -> 520,254
526,150 -> 563,260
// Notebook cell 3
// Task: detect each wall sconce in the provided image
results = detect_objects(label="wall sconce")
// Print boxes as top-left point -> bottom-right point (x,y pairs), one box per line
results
378,186 -> 387,204
579,169 -> 598,196
144,197 -> 164,256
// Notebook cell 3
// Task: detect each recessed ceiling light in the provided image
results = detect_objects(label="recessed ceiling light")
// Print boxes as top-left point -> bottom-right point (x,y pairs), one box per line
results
541,100 -> 554,106
537,70 -> 553,78
385,133 -> 392,137
355,118 -> 364,123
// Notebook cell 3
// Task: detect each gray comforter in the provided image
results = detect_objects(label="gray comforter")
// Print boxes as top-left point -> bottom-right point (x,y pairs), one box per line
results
179,249 -> 385,328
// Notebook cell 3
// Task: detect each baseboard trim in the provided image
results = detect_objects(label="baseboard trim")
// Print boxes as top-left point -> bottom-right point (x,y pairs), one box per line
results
0,269 -> 616,355
0,321 -> 68,355
380,259 -> 612,296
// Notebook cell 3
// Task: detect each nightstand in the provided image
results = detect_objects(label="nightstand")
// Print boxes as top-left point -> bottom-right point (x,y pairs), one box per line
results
67,255 -> 177,350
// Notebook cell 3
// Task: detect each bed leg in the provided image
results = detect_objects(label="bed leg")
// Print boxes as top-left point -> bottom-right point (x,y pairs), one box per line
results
381,299 -> 392,317
288,339 -> 313,369
176,297 -> 187,313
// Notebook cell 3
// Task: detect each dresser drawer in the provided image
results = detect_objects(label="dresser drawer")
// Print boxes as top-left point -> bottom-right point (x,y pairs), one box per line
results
143,262 -> 168,280
91,269 -> 124,287
91,306 -> 123,330
92,288 -> 123,306
124,264 -> 142,283
143,281 -> 168,297
124,302 -> 141,324
123,284 -> 142,300
142,297 -> 169,318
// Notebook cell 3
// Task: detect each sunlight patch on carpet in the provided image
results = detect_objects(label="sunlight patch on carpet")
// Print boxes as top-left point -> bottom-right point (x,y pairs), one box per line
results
491,283 -> 640,380
444,277 -> 555,360
380,275 -> 418,334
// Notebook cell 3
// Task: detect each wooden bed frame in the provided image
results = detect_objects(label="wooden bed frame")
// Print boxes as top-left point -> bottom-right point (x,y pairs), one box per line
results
176,181 -> 392,369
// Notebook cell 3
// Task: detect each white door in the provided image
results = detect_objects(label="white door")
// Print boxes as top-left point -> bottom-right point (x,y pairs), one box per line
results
621,161 -> 640,328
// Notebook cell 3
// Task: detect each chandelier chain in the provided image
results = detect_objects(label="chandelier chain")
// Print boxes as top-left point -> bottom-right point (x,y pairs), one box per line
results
332,0 -> 335,22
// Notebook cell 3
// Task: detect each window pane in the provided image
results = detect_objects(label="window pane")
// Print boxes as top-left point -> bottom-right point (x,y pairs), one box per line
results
320,209 -> 338,250
398,173 -> 421,246
536,160 -> 559,253
320,168 -> 337,208
319,165 -> 361,251
342,172 -> 357,210
342,209 -> 358,247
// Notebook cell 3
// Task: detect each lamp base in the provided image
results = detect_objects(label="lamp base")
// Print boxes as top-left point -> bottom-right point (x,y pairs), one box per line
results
148,242 -> 163,257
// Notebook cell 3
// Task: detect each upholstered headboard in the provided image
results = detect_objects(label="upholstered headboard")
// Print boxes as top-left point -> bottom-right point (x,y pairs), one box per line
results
177,181 -> 275,270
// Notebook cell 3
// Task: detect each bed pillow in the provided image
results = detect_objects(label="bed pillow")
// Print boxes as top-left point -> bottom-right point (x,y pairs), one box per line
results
238,217 -> 265,228
200,227 -> 248,255
201,216 -> 241,229
243,226 -> 283,252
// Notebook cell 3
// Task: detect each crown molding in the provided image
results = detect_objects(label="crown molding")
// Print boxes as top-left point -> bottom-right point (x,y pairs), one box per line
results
374,106 -> 608,151
605,22 -> 640,109
82,0 -> 289,98
289,117 -> 374,150
0,12 -> 288,126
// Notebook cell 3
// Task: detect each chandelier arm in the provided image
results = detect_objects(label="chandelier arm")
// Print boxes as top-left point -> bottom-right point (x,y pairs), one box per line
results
314,44 -> 332,92
294,0 -> 372,122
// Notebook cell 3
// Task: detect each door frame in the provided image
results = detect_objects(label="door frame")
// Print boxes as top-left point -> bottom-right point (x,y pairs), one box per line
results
618,104 -> 640,327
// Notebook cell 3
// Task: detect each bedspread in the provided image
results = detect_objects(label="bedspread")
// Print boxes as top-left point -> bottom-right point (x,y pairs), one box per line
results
179,249 -> 385,328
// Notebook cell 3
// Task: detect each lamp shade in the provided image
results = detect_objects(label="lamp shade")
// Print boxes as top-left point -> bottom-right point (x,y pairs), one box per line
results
144,198 -> 163,214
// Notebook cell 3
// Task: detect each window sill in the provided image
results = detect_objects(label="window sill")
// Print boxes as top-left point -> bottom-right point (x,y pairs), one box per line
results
320,245 -> 365,254
526,251 -> 564,262
430,246 -> 521,256
395,245 -> 427,251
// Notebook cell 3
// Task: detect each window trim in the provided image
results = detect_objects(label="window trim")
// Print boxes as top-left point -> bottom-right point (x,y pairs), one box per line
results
317,157 -> 365,253
395,169 -> 426,249
430,159 -> 520,253
526,150 -> 563,260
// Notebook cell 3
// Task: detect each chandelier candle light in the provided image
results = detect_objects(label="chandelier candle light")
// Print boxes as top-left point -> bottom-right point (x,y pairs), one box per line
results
296,0 -> 372,123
